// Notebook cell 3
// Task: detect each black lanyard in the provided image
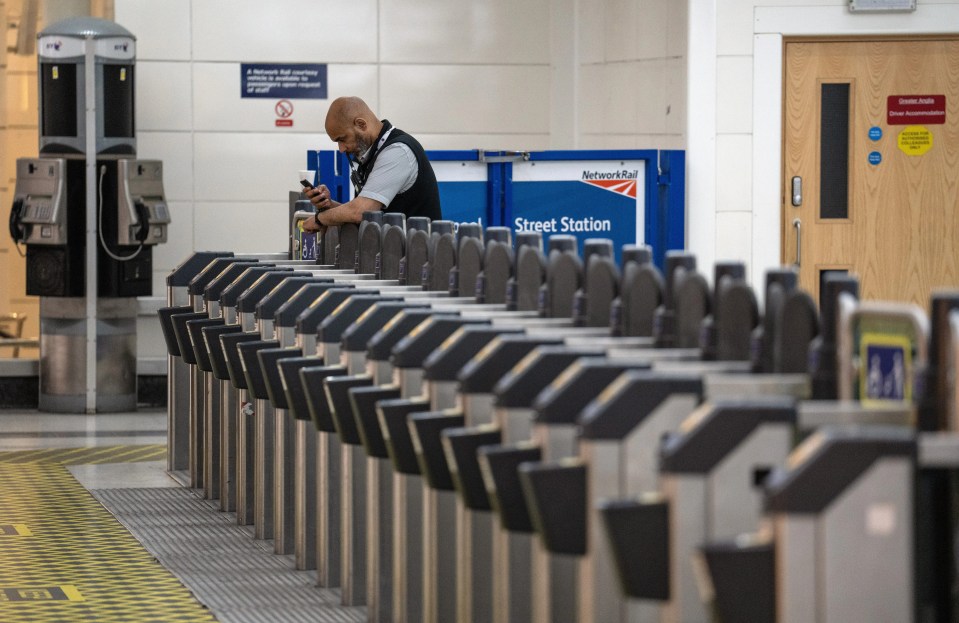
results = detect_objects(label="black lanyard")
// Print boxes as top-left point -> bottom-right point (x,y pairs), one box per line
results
348,120 -> 393,194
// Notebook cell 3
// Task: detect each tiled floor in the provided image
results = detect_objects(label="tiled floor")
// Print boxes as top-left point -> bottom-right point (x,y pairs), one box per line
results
0,407 -> 174,489
0,405 -> 363,622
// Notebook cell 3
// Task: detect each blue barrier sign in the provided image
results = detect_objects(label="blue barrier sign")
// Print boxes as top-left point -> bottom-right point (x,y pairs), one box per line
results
859,333 -> 911,404
241,63 -> 327,99
512,159 -> 646,260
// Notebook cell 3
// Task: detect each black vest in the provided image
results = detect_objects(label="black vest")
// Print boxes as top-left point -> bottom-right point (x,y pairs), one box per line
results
352,121 -> 443,220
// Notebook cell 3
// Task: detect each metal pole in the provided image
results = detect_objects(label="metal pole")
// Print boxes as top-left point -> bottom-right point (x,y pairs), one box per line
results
84,35 -> 98,413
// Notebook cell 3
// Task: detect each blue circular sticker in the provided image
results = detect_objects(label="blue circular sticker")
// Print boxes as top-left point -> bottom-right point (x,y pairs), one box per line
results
868,151 -> 882,165
869,126 -> 883,141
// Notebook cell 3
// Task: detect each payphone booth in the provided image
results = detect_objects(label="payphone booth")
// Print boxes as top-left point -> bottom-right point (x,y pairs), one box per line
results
7,17 -> 170,412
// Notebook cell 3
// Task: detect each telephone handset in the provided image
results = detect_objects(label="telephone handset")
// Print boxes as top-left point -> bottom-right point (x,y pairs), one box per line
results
8,198 -> 25,243
133,201 -> 151,243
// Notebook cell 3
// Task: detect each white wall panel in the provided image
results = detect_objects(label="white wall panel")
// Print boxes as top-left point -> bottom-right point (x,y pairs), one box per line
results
666,0 -> 688,58
115,0 -> 191,61
605,0 -> 639,62
715,211 -> 753,266
193,201 -> 288,254
687,0 -> 718,272
605,63 -> 641,133
716,134 -> 752,212
665,57 -> 686,137
716,56 -> 752,134
637,0 -> 669,60
578,134 -> 606,150
135,62 -> 191,131
380,65 -> 550,135
577,64 -> 605,136
716,0 -> 754,56
752,33 -> 784,297
755,4 -> 959,35
192,0 -> 377,63
191,62 -> 377,133
602,134 -> 639,149
137,131 -> 194,201
578,0 -> 606,64
633,60 -> 667,134
150,200 -> 194,273
193,132 -> 323,202
381,0 -> 549,65
4,71 -> 36,127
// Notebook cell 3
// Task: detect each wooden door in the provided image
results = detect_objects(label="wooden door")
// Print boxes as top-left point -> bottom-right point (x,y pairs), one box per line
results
782,38 -> 959,305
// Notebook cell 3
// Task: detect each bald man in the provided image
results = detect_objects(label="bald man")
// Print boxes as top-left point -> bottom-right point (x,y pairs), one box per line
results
301,97 -> 442,230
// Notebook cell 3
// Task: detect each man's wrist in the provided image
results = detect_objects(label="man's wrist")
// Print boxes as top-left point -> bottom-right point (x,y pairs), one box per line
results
313,211 -> 323,227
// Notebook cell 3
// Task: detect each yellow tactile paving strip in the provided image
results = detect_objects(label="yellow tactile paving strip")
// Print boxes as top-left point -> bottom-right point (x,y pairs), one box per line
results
0,444 -> 166,465
0,450 -> 216,622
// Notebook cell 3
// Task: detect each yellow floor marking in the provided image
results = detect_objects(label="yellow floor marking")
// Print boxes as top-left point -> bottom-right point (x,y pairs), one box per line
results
0,462 -> 216,622
83,444 -> 165,465
0,524 -> 33,536
0,444 -> 167,465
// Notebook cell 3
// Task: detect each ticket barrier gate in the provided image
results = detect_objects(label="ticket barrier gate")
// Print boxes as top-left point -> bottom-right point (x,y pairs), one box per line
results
167,235 -> 712,616
329,250 -> 731,622
284,232 -> 592,612
350,239 -> 656,621
483,267 -> 818,623
159,253 -> 286,481
164,258 -> 290,491
161,252 -> 234,473
163,221 -> 756,622
280,297 -> 443,574
180,217 -> 446,528
340,310 -> 596,616
204,277 -> 327,513
697,296 -> 959,623
428,257 -> 757,623
505,271 -> 830,623
159,218 -> 488,556
585,291 -> 953,622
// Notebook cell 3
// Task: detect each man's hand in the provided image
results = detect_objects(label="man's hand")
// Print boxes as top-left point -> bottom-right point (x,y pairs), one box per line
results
304,184 -> 334,210
300,211 -> 326,234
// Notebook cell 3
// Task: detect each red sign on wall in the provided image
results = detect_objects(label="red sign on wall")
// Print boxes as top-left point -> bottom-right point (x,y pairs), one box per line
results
887,95 -> 946,125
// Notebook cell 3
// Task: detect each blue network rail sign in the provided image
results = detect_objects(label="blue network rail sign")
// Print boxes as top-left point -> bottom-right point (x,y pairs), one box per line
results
511,157 -> 646,258
241,63 -> 327,99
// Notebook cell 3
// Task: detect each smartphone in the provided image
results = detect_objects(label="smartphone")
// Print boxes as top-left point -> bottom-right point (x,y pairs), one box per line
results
300,179 -> 314,190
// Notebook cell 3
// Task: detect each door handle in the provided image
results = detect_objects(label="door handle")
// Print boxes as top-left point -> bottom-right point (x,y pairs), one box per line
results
792,218 -> 801,267
791,176 -> 802,206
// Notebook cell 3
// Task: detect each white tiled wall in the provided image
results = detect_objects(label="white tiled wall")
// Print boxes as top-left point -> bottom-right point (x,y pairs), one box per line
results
577,0 -> 686,151
136,132 -> 194,200
380,0 -> 550,65
191,0 -> 378,63
118,0 -> 192,61
381,65 -> 551,135
135,62 -> 192,131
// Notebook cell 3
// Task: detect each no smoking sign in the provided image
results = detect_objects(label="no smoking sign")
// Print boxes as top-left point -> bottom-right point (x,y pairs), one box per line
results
275,99 -> 294,127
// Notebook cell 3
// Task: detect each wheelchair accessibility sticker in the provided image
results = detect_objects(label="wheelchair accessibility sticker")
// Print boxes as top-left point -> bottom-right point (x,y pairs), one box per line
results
859,333 -> 912,405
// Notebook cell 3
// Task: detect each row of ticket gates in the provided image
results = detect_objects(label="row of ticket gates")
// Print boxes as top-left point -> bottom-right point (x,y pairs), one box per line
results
158,211 -> 959,623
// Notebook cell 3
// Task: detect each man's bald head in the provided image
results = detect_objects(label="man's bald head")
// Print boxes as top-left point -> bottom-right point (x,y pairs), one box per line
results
325,97 -> 383,158
326,97 -> 376,128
